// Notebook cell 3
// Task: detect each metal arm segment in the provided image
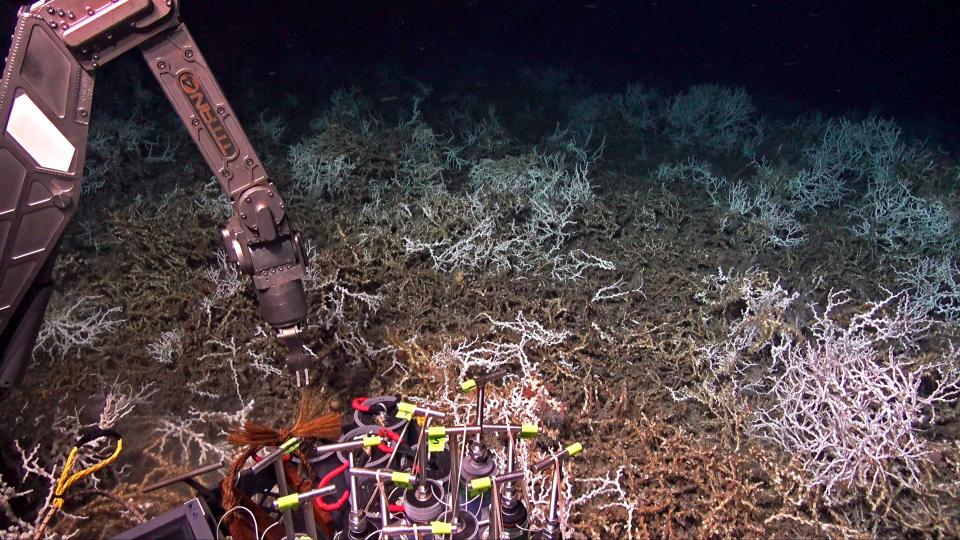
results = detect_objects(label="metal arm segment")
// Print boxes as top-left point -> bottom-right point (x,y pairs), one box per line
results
0,0 -> 311,392
139,22 -> 311,376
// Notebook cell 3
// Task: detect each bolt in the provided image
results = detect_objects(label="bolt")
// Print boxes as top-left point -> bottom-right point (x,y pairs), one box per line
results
157,61 -> 167,70
191,118 -> 200,126
60,23 -> 69,30
86,7 -> 95,16
56,9 -> 65,17
216,106 -> 226,115
48,21 -> 58,29
184,49 -> 194,59
67,11 -> 75,19
52,192 -> 71,209
244,158 -> 254,167
222,169 -> 231,177
46,7 -> 54,14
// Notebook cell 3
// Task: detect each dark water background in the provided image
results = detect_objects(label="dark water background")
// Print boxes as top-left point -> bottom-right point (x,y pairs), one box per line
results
180,0 -> 960,135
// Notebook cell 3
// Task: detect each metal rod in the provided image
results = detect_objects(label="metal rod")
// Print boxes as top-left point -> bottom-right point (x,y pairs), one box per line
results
490,479 -> 503,540
378,481 -> 390,530
140,461 -> 223,494
363,420 -> 412,513
348,453 -> 360,511
416,418 -> 431,489
547,462 -> 561,526
443,424 -> 528,436
273,459 -> 297,540
476,384 -> 485,444
447,432 -> 462,527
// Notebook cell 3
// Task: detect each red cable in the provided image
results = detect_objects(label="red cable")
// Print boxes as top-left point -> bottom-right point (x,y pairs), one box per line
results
377,428 -> 401,454
388,503 -> 405,513
313,461 -> 350,512
321,461 -> 349,487
352,397 -> 371,413
314,490 -> 350,512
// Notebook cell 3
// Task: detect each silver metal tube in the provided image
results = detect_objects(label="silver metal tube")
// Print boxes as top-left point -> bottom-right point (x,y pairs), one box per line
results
379,524 -> 429,538
349,468 -> 395,482
378,481 -> 390,530
489,478 -> 503,540
448,432 -> 462,527
314,438 -> 374,455
444,424 -> 527,436
476,385 -> 485,444
348,453 -> 360,511
547,463 -> 561,525
273,459 -> 297,540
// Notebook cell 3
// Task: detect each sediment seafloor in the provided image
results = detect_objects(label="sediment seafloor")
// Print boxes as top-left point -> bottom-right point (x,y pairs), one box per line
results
2,61 -> 959,538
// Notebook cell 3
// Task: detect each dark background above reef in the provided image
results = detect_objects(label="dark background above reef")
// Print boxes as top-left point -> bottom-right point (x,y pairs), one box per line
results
2,1 -> 960,129
183,1 -> 960,121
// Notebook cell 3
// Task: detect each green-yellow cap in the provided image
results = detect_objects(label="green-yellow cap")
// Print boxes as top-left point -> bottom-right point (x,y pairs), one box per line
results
431,521 -> 453,535
391,471 -> 412,487
520,424 -> 539,439
427,426 -> 447,438
396,401 -> 415,420
276,493 -> 300,511
363,436 -> 382,447
566,442 -> 584,457
280,437 -> 300,453
460,379 -> 477,392
469,477 -> 491,493
428,436 -> 446,452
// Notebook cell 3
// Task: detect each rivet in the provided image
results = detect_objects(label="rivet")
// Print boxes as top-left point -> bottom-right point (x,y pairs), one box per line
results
86,7 -> 95,15
67,11 -> 75,19
245,197 -> 252,203
46,7 -> 55,14
240,213 -> 247,219
60,23 -> 69,30
48,21 -> 58,29
268,191 -> 274,197
56,9 -> 65,17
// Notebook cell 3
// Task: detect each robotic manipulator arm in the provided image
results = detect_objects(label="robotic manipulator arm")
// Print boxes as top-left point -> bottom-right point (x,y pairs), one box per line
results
0,0 -> 312,392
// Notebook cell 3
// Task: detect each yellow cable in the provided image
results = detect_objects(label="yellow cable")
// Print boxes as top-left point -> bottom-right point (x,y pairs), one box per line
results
52,439 -> 123,509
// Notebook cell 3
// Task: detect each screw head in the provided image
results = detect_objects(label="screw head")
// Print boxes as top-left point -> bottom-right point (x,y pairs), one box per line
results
191,118 -> 200,126
244,158 -> 254,167
79,109 -> 88,118
157,61 -> 167,70
184,49 -> 194,59
216,107 -> 226,115
86,7 -> 95,15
